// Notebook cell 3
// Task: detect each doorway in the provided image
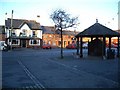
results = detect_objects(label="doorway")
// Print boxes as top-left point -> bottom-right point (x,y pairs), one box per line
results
21,40 -> 26,47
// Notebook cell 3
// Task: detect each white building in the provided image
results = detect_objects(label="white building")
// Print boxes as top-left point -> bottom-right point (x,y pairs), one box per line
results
5,18 -> 42,48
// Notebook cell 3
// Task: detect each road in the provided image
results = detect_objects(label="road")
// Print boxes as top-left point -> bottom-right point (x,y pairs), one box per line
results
2,48 -> 119,89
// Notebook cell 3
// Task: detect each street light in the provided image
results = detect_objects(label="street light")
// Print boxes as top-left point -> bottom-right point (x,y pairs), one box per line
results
10,10 -> 13,50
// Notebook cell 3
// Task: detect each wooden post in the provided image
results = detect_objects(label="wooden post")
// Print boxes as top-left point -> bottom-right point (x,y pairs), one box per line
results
109,37 -> 111,50
76,37 -> 79,55
91,37 -> 93,41
103,36 -> 106,59
80,37 -> 83,58
117,37 -> 120,58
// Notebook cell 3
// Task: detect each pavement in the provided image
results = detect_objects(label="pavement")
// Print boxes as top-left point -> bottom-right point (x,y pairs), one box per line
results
0,51 -> 2,89
1,48 -> 120,89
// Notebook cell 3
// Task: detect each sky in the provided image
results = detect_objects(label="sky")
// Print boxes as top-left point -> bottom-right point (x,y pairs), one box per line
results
0,0 -> 119,31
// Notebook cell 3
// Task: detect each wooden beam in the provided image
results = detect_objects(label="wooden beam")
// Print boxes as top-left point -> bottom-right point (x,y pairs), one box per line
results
80,37 -> 83,58
76,37 -> 79,55
117,37 -> 120,58
109,37 -> 111,50
103,36 -> 106,58
91,37 -> 93,41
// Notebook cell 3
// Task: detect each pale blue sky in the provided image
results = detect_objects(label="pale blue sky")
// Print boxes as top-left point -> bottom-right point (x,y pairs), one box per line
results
0,0 -> 119,31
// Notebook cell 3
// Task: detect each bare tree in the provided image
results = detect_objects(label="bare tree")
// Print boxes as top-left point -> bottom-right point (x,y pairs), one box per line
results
50,9 -> 79,59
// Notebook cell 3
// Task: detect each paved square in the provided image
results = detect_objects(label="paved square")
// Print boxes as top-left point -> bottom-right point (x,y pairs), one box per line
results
2,48 -> 119,88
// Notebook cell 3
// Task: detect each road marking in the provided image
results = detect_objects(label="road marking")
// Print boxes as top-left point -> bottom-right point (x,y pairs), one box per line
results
46,58 -> 119,86
17,60 -> 46,89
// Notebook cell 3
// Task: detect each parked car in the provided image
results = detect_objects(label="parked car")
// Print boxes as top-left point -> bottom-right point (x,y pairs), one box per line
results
66,44 -> 76,49
0,41 -> 9,51
83,42 -> 88,49
0,41 -> 5,50
42,44 -> 52,49
106,43 -> 118,48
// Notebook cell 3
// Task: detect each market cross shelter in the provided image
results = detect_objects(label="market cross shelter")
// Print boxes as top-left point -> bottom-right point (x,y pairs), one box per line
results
76,19 -> 120,58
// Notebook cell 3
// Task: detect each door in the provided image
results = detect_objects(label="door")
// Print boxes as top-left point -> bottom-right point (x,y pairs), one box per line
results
21,40 -> 26,47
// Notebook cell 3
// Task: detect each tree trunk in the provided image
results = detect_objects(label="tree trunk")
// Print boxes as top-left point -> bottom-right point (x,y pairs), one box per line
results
61,28 -> 63,59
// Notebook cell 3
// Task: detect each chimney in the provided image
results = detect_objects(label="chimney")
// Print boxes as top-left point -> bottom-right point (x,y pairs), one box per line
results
36,15 -> 40,23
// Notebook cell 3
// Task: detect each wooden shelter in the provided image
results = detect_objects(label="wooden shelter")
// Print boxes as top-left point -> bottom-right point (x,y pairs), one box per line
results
75,20 -> 120,58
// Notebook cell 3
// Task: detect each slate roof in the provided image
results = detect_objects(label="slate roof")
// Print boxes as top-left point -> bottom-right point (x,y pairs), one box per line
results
41,26 -> 78,35
41,26 -> 55,34
0,25 -> 5,34
76,22 -> 120,37
5,18 -> 41,30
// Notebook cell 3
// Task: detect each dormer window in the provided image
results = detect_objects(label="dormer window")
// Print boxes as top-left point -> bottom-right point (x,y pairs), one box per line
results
12,33 -> 16,37
22,29 -> 27,36
19,32 -> 22,37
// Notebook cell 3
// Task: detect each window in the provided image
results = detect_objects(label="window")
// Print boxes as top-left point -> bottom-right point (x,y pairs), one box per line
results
68,41 -> 70,45
32,31 -> 37,37
48,41 -> 51,44
68,35 -> 71,38
12,39 -> 19,45
12,33 -> 16,37
58,41 -> 61,46
19,32 -> 22,37
29,40 -> 40,45
22,29 -> 27,36
64,41 -> 66,47
43,41 -> 46,45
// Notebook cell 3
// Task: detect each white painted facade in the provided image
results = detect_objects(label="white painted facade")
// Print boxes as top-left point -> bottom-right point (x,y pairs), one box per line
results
6,22 -> 42,48
10,23 -> 42,39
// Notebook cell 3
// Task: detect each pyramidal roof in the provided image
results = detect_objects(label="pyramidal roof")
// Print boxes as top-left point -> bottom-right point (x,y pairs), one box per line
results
76,20 -> 120,37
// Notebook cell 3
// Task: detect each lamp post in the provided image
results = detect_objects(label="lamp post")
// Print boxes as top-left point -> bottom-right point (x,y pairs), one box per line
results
10,10 -> 13,50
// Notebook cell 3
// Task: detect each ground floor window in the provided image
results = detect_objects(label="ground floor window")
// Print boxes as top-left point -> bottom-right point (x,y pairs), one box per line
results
64,41 -> 66,47
29,39 -> 40,45
58,41 -> 61,46
48,41 -> 51,44
53,42 -> 56,46
43,41 -> 46,45
68,41 -> 70,45
12,39 -> 20,45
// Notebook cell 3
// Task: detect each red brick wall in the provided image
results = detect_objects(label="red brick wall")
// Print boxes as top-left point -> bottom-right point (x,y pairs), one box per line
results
0,34 -> 5,41
42,34 -> 75,48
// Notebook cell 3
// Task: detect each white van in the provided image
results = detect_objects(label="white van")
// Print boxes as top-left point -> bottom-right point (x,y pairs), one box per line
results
0,41 -> 5,50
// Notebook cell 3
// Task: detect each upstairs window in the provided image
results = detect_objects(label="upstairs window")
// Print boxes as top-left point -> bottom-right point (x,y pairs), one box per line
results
32,31 -> 37,37
22,29 -> 27,36
12,33 -> 16,37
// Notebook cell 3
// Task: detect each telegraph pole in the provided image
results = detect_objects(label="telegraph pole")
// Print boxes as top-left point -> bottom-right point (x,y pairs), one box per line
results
10,10 -> 13,50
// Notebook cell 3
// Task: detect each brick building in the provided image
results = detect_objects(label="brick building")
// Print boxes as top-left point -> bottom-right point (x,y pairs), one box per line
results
41,26 -> 78,48
0,25 -> 6,41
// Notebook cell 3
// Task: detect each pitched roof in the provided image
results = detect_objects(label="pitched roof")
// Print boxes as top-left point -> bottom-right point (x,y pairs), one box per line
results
41,26 -> 55,34
0,25 -> 5,34
76,22 -> 120,37
62,30 -> 78,35
41,25 -> 78,35
5,18 -> 41,30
